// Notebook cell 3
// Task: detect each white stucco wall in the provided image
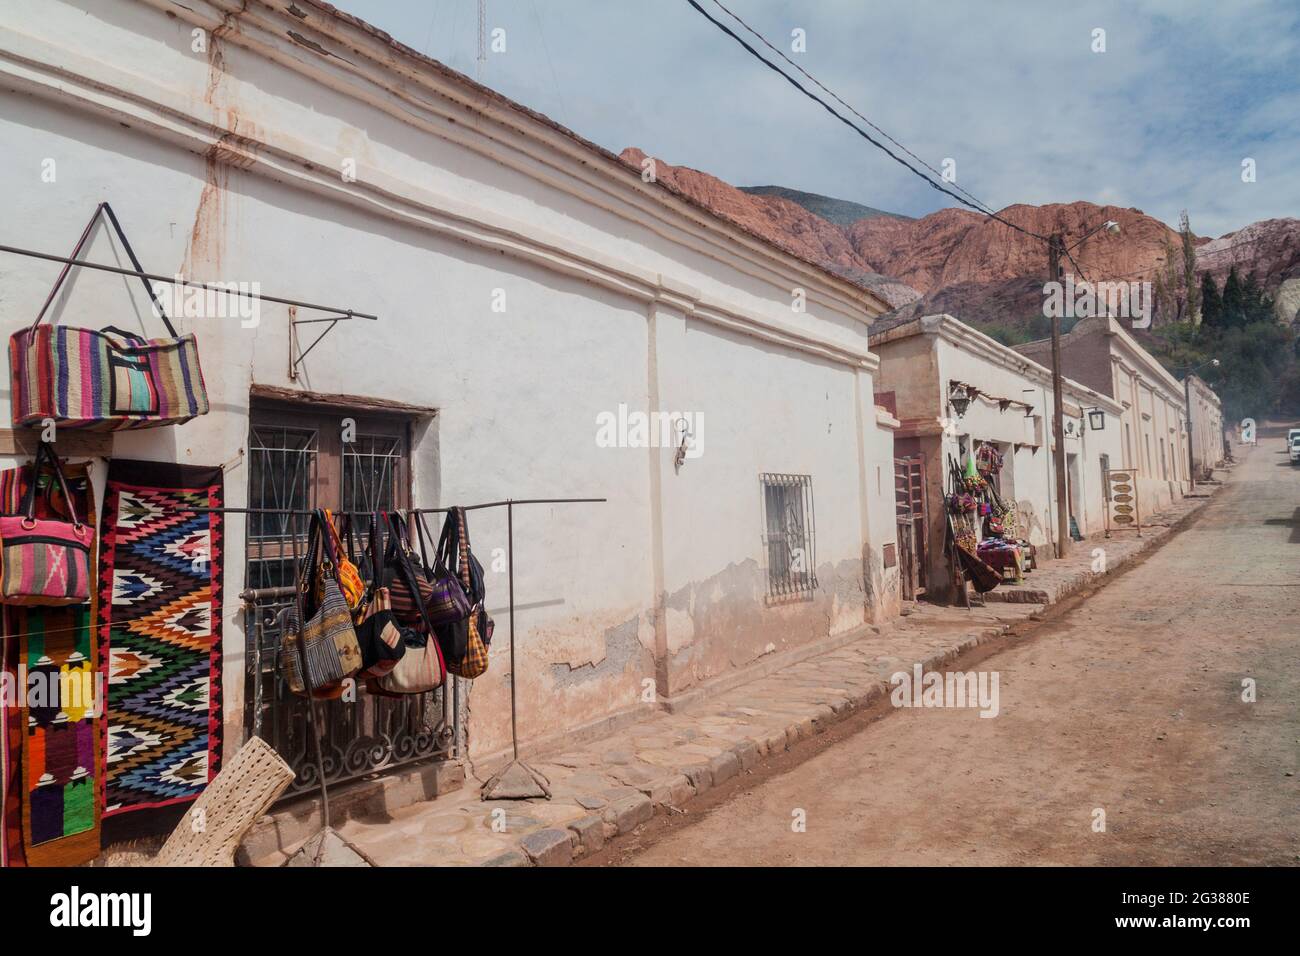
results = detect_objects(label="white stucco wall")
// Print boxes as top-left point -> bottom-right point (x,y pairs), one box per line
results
0,0 -> 896,761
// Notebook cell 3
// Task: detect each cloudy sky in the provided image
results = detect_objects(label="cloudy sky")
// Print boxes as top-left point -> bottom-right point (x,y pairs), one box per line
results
345,0 -> 1299,236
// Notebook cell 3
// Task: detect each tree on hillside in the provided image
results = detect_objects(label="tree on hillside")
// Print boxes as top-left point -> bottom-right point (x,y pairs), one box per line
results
1152,212 -> 1202,325
1153,239 -> 1185,323
1221,266 -> 1245,327
1179,211 -> 1201,324
1239,270 -> 1276,324
1200,272 -> 1223,328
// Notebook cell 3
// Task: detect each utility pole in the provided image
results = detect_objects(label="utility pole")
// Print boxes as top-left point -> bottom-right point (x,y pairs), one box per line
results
1184,375 -> 1195,493
1048,232 -> 1070,559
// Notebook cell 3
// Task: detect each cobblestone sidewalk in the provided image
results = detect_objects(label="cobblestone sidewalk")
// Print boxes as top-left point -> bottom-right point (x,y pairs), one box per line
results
254,482 -> 1221,866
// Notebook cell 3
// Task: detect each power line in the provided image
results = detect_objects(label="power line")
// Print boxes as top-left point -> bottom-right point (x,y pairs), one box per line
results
708,0 -> 997,217
683,0 -> 1049,242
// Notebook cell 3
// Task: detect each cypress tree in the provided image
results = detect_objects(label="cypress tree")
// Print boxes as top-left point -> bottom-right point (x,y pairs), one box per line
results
1199,272 -> 1222,328
1221,266 -> 1245,327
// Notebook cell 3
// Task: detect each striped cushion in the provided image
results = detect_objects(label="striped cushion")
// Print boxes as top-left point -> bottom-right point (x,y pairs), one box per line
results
9,326 -> 209,431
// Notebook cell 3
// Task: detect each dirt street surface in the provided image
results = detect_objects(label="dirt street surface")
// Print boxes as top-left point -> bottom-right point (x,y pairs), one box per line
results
614,438 -> 1298,866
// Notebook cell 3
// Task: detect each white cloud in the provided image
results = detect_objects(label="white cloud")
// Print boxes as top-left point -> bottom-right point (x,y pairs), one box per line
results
346,0 -> 1299,235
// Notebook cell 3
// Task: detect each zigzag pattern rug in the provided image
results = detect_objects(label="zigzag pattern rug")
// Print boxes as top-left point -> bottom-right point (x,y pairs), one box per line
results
97,460 -> 223,824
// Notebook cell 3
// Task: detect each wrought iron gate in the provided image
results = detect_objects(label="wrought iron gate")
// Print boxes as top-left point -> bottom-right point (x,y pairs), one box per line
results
242,406 -> 456,798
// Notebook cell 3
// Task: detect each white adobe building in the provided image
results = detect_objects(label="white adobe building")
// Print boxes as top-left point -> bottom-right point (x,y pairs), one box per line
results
872,314 -> 1125,602
0,0 -> 902,804
1015,315 -> 1219,515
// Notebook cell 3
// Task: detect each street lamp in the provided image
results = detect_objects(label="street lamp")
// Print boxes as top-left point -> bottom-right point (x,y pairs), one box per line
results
1085,407 -> 1106,431
1046,219 -> 1120,559
1178,357 -> 1220,491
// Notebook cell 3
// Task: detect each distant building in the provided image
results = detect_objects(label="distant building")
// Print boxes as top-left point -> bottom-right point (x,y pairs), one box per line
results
872,314 -> 1124,602
1185,374 -> 1226,479
1015,315 -> 1213,515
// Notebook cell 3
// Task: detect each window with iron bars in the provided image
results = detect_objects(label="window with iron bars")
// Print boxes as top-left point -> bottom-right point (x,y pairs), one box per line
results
760,473 -> 818,600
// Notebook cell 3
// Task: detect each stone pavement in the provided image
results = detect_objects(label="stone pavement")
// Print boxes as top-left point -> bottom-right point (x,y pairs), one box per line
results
257,481 -> 1225,867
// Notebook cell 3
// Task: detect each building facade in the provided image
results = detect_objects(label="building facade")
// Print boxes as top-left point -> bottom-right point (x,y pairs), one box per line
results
873,314 -> 1124,601
0,0 -> 900,812
1186,374 -> 1226,480
1015,315 -> 1204,517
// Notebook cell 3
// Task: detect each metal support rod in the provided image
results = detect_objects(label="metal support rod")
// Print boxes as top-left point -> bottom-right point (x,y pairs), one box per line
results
197,497 -> 606,518
508,499 -> 518,761
0,241 -> 379,320
1184,375 -> 1196,492
1048,233 -> 1070,559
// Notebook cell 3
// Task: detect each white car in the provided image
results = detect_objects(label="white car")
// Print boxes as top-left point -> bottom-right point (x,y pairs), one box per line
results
1291,436 -> 1300,464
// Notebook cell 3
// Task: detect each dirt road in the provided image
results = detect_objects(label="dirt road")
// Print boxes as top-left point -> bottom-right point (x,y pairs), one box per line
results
617,438 -> 1298,866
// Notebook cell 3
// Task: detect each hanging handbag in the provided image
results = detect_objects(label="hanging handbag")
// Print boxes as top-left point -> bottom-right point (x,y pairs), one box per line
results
371,518 -> 446,696
353,586 -> 407,680
281,511 -> 363,697
0,442 -> 93,606
434,507 -> 492,679
400,510 -> 471,628
316,509 -> 365,613
384,512 -> 436,627
9,203 -> 208,431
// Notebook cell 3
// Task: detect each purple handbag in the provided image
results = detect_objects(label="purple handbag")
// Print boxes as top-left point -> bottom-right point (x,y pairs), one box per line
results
396,511 -> 471,637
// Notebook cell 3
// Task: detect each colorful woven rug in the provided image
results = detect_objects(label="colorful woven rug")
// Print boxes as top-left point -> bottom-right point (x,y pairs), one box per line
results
0,458 -> 101,867
96,460 -> 223,824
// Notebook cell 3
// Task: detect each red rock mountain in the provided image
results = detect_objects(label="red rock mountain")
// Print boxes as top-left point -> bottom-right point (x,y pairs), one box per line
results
620,147 -> 1300,326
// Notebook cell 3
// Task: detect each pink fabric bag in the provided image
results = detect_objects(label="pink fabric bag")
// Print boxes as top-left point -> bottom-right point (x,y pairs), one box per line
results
0,443 -> 92,606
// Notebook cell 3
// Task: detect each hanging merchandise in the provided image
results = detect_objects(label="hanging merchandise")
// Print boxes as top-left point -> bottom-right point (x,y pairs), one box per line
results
9,203 -> 208,431
408,511 -> 473,630
386,512 -> 467,632
281,510 -> 362,698
97,459 -> 224,828
353,586 -> 406,680
318,510 -> 365,613
976,442 -> 1004,478
371,513 -> 447,696
0,442 -> 92,606
435,507 -> 492,679
1,456 -> 102,868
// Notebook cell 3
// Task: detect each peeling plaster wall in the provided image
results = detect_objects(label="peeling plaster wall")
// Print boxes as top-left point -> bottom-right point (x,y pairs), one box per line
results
0,0 -> 897,763
650,308 -> 884,697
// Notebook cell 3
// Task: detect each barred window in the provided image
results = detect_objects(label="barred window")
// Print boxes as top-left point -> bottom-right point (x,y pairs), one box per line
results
761,473 -> 817,600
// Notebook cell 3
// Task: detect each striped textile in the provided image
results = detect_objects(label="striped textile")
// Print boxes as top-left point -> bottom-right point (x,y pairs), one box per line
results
0,459 -> 102,868
9,326 -> 208,431
0,518 -> 92,606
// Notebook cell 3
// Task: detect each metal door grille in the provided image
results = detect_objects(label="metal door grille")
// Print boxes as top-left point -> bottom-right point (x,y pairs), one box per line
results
243,410 -> 455,800
760,473 -> 817,600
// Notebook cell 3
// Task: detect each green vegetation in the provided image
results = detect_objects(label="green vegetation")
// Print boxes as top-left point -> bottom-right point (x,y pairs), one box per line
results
981,314 -> 1077,347
1148,269 -> 1299,423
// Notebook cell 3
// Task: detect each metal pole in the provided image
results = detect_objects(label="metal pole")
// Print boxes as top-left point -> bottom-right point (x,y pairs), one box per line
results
1184,375 -> 1196,492
0,241 -> 379,320
507,499 -> 519,761
1048,233 -> 1070,558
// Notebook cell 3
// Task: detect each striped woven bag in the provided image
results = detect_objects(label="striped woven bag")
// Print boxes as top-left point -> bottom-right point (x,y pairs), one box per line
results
443,507 -> 490,679
9,203 -> 208,431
